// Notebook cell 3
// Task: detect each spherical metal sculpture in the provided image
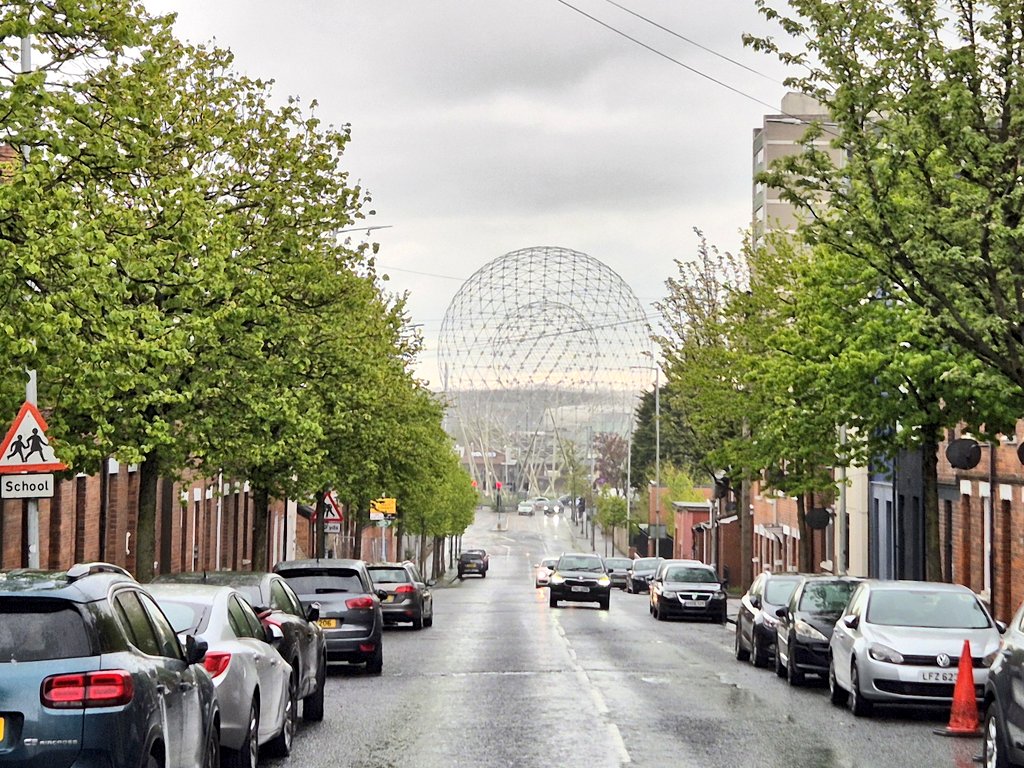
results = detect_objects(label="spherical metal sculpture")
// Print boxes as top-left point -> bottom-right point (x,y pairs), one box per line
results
439,246 -> 651,495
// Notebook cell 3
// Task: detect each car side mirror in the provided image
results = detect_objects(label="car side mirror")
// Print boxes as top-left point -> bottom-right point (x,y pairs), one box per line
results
996,620 -> 1007,634
185,635 -> 208,665
775,607 -> 788,619
842,614 -> 860,630
750,595 -> 761,609
721,578 -> 729,590
377,589 -> 389,601
265,623 -> 284,647
305,602 -> 320,622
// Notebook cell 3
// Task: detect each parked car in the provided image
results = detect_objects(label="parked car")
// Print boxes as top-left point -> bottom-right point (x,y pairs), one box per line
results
734,571 -> 805,668
534,556 -> 559,587
983,597 -> 1024,768
649,561 -> 727,623
603,557 -> 634,590
148,583 -> 296,767
153,569 -> 327,722
830,580 -> 1002,717
458,549 -> 489,579
517,500 -> 535,516
368,562 -> 434,629
625,557 -> 663,593
0,562 -> 220,768
274,559 -> 386,674
548,552 -> 611,610
774,575 -> 861,685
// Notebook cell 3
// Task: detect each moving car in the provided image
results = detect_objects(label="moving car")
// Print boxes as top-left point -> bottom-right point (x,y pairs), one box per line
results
275,559 -> 386,674
774,575 -> 860,685
534,556 -> 559,588
458,549 -> 489,579
625,557 -> 663,593
148,583 -> 296,767
603,557 -> 634,590
0,562 -> 220,768
548,552 -> 612,610
530,496 -> 557,515
368,562 -> 435,629
153,569 -> 327,722
517,500 -> 535,516
734,571 -> 804,668
649,561 -> 727,622
830,580 -> 1001,717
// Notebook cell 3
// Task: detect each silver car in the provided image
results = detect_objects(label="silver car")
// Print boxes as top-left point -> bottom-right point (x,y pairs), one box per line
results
149,583 -> 297,768
829,580 -> 1002,717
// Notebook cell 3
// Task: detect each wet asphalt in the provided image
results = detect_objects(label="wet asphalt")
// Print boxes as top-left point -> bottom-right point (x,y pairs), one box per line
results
267,510 -> 982,768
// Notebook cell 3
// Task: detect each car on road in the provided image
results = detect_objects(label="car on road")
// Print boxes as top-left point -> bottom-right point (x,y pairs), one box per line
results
0,562 -> 220,768
534,556 -> 559,587
458,549 -> 489,579
548,552 -> 612,610
517,500 -> 535,516
830,580 -> 1002,717
983,597 -> 1024,768
368,562 -> 435,629
625,557 -> 663,593
274,559 -> 386,674
649,561 -> 727,622
530,496 -> 558,515
153,569 -> 327,722
148,583 -> 297,767
774,575 -> 861,685
734,571 -> 804,668
603,557 -> 633,590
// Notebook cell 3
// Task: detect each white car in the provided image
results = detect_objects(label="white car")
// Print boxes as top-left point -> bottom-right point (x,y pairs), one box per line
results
517,500 -> 535,516
534,557 -> 559,587
828,580 -> 1002,717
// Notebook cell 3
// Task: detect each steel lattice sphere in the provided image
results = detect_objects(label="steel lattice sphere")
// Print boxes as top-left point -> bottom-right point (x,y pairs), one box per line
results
439,246 -> 651,493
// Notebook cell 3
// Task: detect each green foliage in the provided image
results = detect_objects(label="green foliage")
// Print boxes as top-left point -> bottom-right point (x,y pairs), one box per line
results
595,492 -> 627,531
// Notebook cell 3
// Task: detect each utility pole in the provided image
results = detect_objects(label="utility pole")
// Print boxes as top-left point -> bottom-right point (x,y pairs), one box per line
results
654,365 -> 661,558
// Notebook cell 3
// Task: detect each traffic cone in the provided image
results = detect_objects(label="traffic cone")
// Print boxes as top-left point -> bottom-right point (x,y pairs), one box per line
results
933,639 -> 982,737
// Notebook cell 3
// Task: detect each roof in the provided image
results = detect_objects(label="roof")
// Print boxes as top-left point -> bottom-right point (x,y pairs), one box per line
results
153,570 -> 271,586
275,558 -> 364,572
0,563 -> 136,602
146,583 -> 236,600
859,579 -> 971,593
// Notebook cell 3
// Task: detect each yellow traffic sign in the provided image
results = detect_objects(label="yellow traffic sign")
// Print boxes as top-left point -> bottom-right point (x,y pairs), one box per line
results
371,497 -> 396,517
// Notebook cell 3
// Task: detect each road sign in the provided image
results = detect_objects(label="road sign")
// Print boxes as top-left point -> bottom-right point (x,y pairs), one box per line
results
324,522 -> 341,534
324,491 -> 343,522
1,473 -> 54,499
371,497 -> 396,517
0,401 -> 67,474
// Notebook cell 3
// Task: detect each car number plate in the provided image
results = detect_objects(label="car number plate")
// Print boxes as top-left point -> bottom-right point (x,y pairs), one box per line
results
317,618 -> 338,629
571,586 -> 590,593
0,715 -> 4,742
683,600 -> 703,607
384,595 -> 394,603
921,670 -> 957,683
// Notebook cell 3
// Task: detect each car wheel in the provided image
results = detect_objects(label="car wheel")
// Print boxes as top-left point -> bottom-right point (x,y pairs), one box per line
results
202,716 -> 220,768
458,572 -> 464,580
786,641 -> 805,686
849,661 -> 873,717
734,623 -> 750,662
302,654 -> 326,722
267,673 -> 297,757
481,572 -> 487,578
424,607 -> 434,628
599,597 -> 610,611
224,699 -> 258,768
984,699 -> 1010,768
413,610 -> 424,630
146,752 -> 162,768
366,644 -> 383,676
549,594 -> 559,608
774,642 -> 786,678
655,603 -> 666,621
751,631 -> 767,669
828,656 -> 848,706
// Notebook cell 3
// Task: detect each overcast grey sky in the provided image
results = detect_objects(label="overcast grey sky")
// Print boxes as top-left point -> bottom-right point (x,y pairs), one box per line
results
146,1 -> 791,387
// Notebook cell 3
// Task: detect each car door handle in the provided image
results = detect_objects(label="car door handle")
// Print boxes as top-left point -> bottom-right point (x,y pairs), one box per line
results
178,681 -> 195,692
156,684 -> 169,695
270,657 -> 280,666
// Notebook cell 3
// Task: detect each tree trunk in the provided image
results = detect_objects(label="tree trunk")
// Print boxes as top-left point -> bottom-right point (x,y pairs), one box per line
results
252,484 -> 271,571
921,425 -> 942,581
419,531 -> 427,574
740,475 -> 752,590
433,535 -> 443,579
396,522 -> 404,563
797,491 -> 813,572
136,457 -> 160,582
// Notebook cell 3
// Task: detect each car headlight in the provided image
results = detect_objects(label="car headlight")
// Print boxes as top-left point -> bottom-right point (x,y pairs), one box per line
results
597,575 -> 610,586
550,572 -> 565,585
794,620 -> 828,642
867,643 -> 904,664
714,590 -> 727,600
661,590 -> 676,599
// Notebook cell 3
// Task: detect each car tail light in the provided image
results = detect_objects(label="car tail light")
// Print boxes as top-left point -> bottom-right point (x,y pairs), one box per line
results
359,643 -> 376,652
42,670 -> 134,708
395,585 -> 416,594
346,596 -> 374,610
203,652 -> 232,679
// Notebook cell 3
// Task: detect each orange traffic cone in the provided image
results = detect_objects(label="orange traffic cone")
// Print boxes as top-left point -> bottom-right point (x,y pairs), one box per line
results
933,639 -> 982,737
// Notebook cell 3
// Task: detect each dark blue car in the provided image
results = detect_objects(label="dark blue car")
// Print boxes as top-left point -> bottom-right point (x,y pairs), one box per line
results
0,562 -> 220,768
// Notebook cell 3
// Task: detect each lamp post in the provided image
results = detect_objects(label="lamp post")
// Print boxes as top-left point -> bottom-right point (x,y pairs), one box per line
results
631,364 -> 661,558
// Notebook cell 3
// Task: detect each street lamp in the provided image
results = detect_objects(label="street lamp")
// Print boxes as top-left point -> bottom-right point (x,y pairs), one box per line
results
631,363 -> 661,557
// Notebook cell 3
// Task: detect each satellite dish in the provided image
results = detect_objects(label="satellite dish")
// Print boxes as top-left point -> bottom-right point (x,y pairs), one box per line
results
946,438 -> 982,470
806,507 -> 831,530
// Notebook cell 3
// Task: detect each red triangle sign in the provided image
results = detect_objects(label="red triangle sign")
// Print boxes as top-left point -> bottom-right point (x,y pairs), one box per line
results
0,402 -> 67,474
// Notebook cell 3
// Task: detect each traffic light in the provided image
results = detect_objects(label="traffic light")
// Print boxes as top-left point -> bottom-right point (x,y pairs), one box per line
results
471,480 -> 477,488
495,481 -> 502,490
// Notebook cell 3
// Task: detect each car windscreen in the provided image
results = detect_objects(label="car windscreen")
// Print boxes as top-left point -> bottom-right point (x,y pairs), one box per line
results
764,580 -> 800,605
604,559 -> 632,569
665,567 -> 717,583
282,571 -> 364,595
866,589 -> 992,629
229,584 -> 263,606
460,553 -> 484,561
155,599 -> 212,634
797,581 -> 857,614
369,568 -> 410,584
0,598 -> 92,662
541,558 -> 558,568
558,557 -> 604,572
632,558 -> 659,570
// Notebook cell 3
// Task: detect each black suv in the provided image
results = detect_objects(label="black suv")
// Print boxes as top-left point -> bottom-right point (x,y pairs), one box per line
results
275,559 -> 386,674
649,561 -> 727,622
154,569 -> 328,720
548,552 -> 612,610
0,562 -> 220,768
457,549 -> 489,579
